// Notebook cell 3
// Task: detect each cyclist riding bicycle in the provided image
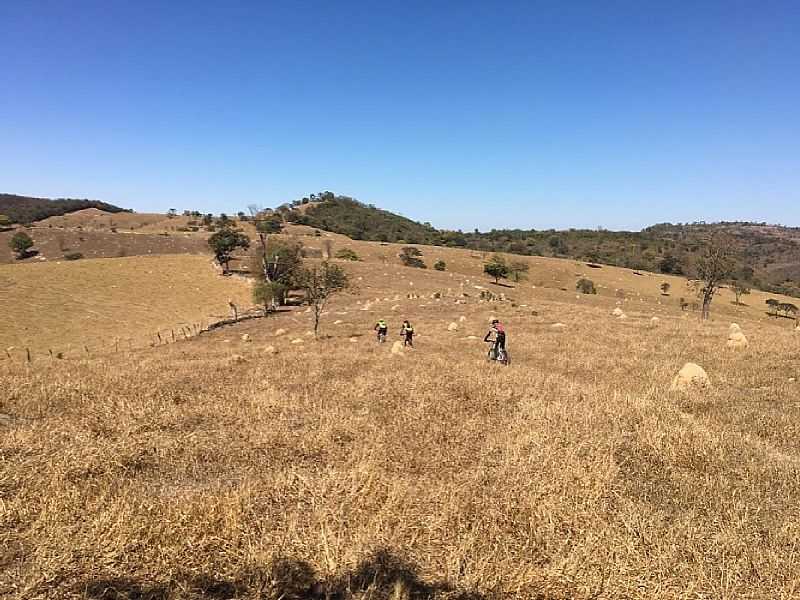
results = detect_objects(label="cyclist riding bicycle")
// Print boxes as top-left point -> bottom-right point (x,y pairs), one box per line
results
374,319 -> 389,342
484,319 -> 506,360
400,320 -> 414,347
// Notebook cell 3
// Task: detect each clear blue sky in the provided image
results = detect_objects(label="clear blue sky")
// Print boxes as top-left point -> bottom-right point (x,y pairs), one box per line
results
1,1 -> 798,231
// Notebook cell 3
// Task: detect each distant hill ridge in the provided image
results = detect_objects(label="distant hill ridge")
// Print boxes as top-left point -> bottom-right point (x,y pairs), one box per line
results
277,193 -> 800,297
0,193 -> 129,224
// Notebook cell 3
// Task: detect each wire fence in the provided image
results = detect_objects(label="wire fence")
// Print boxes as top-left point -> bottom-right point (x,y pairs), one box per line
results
0,305 -> 269,366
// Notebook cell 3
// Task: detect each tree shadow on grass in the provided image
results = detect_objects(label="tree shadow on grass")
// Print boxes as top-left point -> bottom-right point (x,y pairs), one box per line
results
18,249 -> 39,260
83,578 -> 168,600
488,281 -> 515,288
81,549 -> 490,599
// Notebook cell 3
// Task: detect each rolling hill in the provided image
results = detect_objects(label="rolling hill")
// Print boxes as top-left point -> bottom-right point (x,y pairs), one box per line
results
282,194 -> 800,297
0,193 -> 129,224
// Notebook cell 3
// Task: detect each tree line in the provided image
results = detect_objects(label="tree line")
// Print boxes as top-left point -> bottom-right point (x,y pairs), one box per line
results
0,194 -> 128,224
251,193 -> 800,299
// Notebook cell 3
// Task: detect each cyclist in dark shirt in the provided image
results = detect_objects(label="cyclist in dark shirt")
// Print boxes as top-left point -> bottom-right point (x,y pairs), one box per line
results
484,319 -> 506,360
400,320 -> 414,347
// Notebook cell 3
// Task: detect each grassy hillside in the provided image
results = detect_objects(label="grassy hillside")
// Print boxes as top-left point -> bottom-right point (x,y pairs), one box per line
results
2,239 -> 799,598
0,225 -> 210,264
0,255 -> 252,356
280,195 -> 800,297
0,193 -> 128,224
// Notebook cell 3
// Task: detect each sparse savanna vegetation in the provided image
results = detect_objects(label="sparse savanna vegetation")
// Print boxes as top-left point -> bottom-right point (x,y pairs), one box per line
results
3,202 -> 800,598
268,194 -> 800,299
3,247 -> 800,598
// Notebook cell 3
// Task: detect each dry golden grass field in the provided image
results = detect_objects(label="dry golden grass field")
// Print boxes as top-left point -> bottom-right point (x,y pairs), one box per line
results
0,255 -> 252,358
0,209 -> 212,263
2,229 -> 800,599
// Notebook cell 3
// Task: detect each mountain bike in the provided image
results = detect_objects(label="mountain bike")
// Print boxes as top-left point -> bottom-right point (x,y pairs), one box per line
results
376,330 -> 387,343
486,341 -> 510,366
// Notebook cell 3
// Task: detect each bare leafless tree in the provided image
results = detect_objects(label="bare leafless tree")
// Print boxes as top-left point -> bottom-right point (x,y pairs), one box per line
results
695,234 -> 736,320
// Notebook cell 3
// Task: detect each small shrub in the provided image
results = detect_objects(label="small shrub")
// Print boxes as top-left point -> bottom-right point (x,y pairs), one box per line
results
63,252 -> 84,261
434,260 -> 446,271
9,231 -> 34,258
400,247 -> 426,268
253,281 -> 287,314
576,278 -> 596,294
335,248 -> 361,261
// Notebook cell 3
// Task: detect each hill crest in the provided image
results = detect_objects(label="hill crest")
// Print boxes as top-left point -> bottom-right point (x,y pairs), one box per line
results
275,194 -> 800,297
0,193 -> 129,224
